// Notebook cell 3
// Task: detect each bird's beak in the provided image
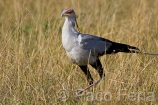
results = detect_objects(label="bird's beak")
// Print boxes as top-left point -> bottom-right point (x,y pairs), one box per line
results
61,13 -> 65,17
61,12 -> 70,17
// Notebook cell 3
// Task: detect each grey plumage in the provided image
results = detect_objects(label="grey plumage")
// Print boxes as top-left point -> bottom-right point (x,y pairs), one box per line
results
61,8 -> 140,85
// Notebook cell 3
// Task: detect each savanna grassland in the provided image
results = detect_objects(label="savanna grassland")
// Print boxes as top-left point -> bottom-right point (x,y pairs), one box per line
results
0,0 -> 158,105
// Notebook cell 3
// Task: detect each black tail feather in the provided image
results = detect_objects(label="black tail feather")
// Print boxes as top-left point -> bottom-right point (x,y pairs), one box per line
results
106,42 -> 140,54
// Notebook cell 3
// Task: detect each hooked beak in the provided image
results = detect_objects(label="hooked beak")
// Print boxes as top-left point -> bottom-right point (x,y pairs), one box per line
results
61,12 -> 70,17
61,13 -> 65,17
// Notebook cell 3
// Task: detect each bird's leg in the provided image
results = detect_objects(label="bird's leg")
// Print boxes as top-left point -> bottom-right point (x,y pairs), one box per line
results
79,66 -> 94,85
76,66 -> 93,96
90,59 -> 105,79
76,60 -> 105,97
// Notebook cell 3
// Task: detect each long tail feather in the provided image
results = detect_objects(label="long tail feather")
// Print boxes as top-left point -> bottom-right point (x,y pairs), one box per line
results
107,42 -> 158,56
138,52 -> 158,56
107,42 -> 140,54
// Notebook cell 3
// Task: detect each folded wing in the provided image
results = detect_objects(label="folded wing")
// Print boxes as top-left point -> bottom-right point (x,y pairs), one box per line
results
78,34 -> 140,57
78,34 -> 112,56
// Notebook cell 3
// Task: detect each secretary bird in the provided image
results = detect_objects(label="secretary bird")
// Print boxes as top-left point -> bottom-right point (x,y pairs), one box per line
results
61,8 -> 158,95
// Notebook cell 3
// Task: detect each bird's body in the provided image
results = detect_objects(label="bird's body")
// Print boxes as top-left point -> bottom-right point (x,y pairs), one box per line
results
62,15 -> 138,65
61,8 -> 140,86
62,21 -> 111,65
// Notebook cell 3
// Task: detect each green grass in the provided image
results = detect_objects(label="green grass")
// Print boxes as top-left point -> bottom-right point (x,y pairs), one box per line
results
0,0 -> 158,104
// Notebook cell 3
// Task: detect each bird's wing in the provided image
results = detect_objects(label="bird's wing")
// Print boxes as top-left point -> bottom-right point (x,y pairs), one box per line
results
78,34 -> 112,56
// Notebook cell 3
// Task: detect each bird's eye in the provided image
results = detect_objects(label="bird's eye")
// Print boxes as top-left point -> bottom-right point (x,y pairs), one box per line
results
66,10 -> 73,14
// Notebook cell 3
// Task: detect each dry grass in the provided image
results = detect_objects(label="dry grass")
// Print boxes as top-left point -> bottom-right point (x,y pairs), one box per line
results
0,0 -> 158,104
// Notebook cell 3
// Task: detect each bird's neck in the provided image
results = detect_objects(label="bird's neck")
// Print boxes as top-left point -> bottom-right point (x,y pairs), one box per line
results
62,17 -> 79,51
63,17 -> 78,33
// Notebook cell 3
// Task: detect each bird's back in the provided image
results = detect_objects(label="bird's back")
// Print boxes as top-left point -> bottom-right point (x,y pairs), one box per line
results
78,34 -> 112,56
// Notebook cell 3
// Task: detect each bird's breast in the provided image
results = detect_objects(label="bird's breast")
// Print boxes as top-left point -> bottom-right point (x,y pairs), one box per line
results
66,47 -> 97,66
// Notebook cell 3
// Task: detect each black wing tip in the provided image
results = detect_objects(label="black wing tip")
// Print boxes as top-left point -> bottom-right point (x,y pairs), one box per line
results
128,46 -> 140,50
127,45 -> 141,53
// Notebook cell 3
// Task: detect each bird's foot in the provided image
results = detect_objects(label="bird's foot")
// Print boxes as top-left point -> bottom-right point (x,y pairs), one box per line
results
76,79 -> 102,97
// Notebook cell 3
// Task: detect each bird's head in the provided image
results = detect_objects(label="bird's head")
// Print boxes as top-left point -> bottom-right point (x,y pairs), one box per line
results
61,8 -> 80,31
61,8 -> 76,19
